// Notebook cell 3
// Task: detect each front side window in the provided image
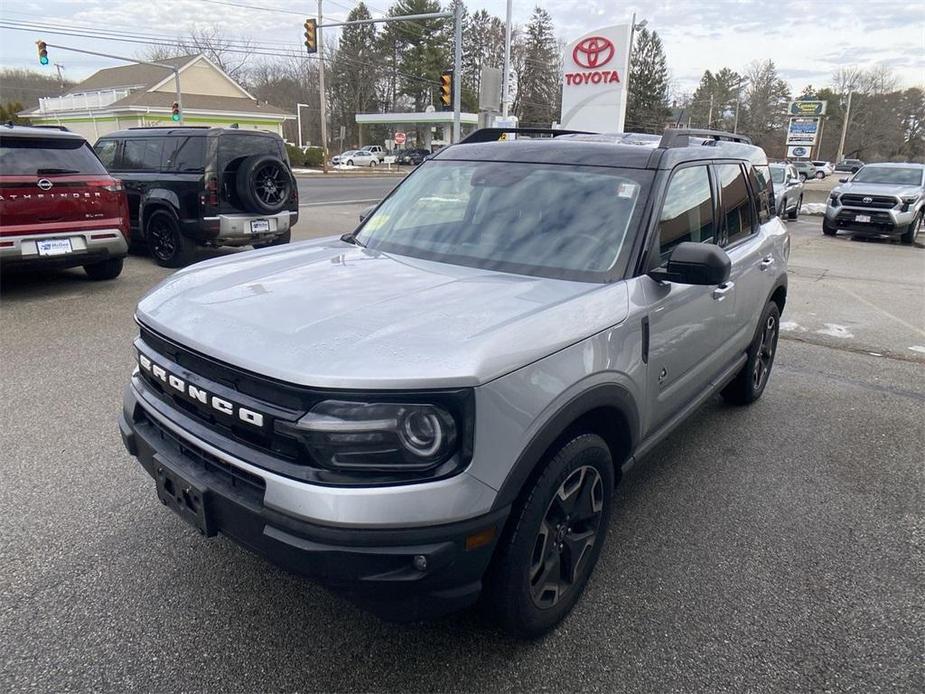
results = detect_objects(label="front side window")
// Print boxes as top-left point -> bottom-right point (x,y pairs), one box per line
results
717,163 -> 755,245
852,166 -> 923,186
356,160 -> 652,282
658,165 -> 714,259
93,139 -> 119,169
0,136 -> 108,175
749,164 -> 773,224
120,138 -> 164,171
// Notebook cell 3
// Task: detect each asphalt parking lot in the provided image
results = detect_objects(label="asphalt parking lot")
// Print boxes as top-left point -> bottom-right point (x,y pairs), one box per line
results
1,214 -> 922,692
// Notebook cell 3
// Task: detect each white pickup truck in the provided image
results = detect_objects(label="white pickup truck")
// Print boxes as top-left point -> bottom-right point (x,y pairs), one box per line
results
360,145 -> 385,162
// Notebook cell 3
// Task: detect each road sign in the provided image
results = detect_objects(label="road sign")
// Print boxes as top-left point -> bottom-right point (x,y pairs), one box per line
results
788,100 -> 827,117
786,117 -> 820,146
788,145 -> 811,159
394,131 -> 406,145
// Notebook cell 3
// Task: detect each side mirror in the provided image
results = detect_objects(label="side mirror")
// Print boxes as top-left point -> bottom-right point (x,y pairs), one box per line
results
787,179 -> 801,187
648,242 -> 731,286
839,177 -> 849,183
359,205 -> 375,222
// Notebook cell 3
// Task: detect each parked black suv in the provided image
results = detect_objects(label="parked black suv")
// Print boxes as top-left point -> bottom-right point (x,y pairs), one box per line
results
94,127 -> 298,267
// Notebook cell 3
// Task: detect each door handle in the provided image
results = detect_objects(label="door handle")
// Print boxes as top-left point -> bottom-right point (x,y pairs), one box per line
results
758,256 -> 774,271
712,281 -> 734,301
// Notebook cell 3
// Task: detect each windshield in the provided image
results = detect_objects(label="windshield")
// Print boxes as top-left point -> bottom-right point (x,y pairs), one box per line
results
0,136 -> 107,175
770,166 -> 785,184
356,160 -> 652,282
852,166 -> 923,186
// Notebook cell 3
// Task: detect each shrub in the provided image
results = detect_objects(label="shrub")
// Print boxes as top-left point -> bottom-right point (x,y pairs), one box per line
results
285,144 -> 325,168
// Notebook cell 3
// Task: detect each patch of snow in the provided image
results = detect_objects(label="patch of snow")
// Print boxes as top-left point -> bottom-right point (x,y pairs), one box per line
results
816,323 -> 854,339
801,203 -> 826,216
779,320 -> 803,332
909,345 -> 925,354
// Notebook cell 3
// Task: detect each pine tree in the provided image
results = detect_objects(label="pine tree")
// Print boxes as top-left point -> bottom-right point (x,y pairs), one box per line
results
625,28 -> 670,133
463,9 -> 505,111
330,3 -> 379,148
687,67 -> 743,130
514,7 -> 561,126
739,59 -> 791,151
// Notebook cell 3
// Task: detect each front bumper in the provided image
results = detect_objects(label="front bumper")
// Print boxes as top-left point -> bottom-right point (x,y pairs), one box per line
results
0,228 -> 128,269
119,380 -> 507,621
824,205 -> 917,235
196,210 -> 298,246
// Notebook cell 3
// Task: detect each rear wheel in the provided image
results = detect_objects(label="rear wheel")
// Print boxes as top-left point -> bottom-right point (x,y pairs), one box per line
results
485,433 -> 614,638
722,301 -> 780,406
369,160 -> 377,167
146,209 -> 195,268
900,212 -> 922,244
83,257 -> 124,281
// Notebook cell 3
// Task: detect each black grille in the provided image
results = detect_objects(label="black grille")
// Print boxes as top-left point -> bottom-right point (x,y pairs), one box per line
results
840,194 -> 898,210
138,409 -> 267,502
835,210 -> 895,229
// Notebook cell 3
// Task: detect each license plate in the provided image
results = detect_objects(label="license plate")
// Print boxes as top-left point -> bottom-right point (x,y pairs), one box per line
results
855,214 -> 871,223
250,219 -> 270,233
36,238 -> 72,256
155,459 -> 215,536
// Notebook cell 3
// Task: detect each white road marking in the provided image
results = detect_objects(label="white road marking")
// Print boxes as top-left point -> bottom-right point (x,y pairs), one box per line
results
835,285 -> 925,338
816,323 -> 854,339
909,346 -> 925,354
299,198 -> 380,208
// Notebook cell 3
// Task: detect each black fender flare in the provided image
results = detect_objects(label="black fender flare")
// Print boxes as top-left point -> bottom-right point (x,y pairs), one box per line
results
490,383 -> 640,511
140,190 -> 182,234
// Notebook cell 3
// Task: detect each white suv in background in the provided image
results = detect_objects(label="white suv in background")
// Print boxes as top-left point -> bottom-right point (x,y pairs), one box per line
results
812,161 -> 834,179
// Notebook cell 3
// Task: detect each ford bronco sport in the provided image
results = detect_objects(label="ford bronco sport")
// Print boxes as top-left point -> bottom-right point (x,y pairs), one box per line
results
94,127 -> 298,268
0,125 -> 129,280
120,127 -> 789,638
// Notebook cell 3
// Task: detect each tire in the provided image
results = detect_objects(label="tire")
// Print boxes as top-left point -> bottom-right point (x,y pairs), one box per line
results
146,209 -> 195,268
778,197 -> 789,218
253,229 -> 291,249
798,173 -> 807,182
346,159 -> 354,167
485,433 -> 615,639
822,218 -> 838,236
721,301 -> 781,406
369,160 -> 377,167
83,257 -> 124,281
900,212 -> 922,244
788,195 -> 802,220
815,171 -> 825,179
235,154 -> 292,215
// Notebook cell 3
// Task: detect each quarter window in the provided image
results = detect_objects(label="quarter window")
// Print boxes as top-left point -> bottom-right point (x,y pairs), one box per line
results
748,164 -> 773,224
658,165 -> 714,259
717,164 -> 755,245
93,139 -> 119,169
165,136 -> 205,171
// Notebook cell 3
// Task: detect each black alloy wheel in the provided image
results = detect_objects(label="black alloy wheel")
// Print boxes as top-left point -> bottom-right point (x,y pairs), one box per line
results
529,465 -> 604,609
722,300 -> 781,405
253,163 -> 288,209
146,210 -> 193,268
752,311 -> 778,393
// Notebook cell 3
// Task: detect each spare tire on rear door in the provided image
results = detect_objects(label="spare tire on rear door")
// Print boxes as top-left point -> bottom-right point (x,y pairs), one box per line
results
235,154 -> 292,215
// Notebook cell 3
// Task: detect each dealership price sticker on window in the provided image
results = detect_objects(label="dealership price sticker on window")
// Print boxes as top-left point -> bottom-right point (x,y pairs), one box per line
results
560,24 -> 631,132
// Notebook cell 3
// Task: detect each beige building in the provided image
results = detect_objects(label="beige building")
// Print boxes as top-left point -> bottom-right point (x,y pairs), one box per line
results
22,54 -> 292,141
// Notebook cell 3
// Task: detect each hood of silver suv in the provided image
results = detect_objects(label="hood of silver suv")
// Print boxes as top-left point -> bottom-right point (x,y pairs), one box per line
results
834,181 -> 923,198
137,237 -> 629,389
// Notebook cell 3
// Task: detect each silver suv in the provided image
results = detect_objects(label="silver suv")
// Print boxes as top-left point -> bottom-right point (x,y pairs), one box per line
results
119,128 -> 789,638
824,162 -> 925,243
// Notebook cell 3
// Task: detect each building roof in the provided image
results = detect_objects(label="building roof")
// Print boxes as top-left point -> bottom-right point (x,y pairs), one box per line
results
66,55 -> 195,94
107,91 -> 290,117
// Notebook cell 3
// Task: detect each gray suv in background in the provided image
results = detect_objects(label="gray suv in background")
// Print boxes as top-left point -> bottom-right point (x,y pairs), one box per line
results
824,162 -> 925,243
119,127 -> 789,638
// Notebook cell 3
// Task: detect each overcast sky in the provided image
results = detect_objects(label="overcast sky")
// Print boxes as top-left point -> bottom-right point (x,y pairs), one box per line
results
1,0 -> 922,95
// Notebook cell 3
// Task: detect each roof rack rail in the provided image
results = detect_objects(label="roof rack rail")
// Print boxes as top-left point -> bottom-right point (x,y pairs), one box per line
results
658,128 -> 752,148
30,124 -> 71,132
126,125 -> 211,130
460,127 -> 593,144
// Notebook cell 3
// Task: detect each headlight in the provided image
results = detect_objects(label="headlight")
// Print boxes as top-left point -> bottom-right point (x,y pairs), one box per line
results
901,194 -> 920,204
829,193 -> 840,206
284,399 -> 461,472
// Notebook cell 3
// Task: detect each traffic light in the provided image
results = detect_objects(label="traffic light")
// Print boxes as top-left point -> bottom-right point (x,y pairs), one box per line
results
440,70 -> 453,110
304,19 -> 317,54
36,40 -> 49,66
171,102 -> 181,122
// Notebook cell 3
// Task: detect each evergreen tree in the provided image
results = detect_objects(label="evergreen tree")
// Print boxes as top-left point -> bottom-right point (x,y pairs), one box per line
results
462,9 -> 505,111
687,67 -> 743,130
329,3 -> 380,148
514,7 -> 561,126
739,59 -> 791,152
625,28 -> 670,133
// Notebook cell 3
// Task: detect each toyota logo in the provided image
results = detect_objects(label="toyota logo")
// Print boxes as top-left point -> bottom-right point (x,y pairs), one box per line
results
572,36 -> 615,69
863,196 -> 873,203
37,178 -> 53,191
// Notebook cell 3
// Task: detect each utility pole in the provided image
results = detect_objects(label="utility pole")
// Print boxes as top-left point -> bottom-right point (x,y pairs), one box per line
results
732,77 -> 749,134
836,91 -> 853,163
707,91 -> 714,129
317,0 -> 329,173
452,1 -> 462,142
501,0 -> 512,118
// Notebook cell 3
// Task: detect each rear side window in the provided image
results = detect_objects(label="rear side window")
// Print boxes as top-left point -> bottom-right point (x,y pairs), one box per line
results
748,164 -> 773,224
164,136 -> 205,171
94,139 -> 119,169
120,138 -> 164,171
0,136 -> 108,175
219,135 -> 282,171
658,165 -> 714,259
717,164 -> 755,246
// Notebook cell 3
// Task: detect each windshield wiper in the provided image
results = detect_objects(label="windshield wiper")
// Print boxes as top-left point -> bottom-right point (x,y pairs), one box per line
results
36,168 -> 80,175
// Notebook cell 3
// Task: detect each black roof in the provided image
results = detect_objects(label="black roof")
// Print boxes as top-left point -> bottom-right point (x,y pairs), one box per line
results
435,128 -> 767,170
98,126 -> 281,139
0,124 -> 85,140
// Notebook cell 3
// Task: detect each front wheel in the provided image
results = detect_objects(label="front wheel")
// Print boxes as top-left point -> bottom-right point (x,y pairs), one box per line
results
485,433 -> 614,638
83,257 -> 124,281
822,218 -> 838,236
788,196 -> 802,220
369,160 -> 377,167
798,173 -> 807,182
346,159 -> 354,167
722,301 -> 780,406
815,171 -> 825,179
900,213 -> 922,244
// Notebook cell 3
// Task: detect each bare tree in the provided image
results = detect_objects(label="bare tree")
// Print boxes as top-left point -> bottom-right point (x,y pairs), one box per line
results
139,25 -> 254,81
